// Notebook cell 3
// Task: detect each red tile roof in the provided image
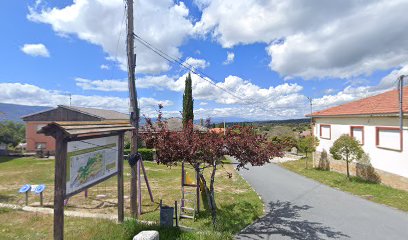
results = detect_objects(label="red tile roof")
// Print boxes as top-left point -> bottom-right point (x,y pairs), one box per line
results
210,128 -> 225,134
308,86 -> 408,117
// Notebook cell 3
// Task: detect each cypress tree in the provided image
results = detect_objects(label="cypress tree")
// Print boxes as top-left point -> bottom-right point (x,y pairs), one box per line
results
182,72 -> 194,128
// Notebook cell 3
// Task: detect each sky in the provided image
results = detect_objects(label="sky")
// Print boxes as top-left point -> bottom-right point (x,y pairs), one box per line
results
1,0 -> 408,121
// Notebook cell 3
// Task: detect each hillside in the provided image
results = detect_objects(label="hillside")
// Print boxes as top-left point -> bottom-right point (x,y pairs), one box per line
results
0,103 -> 51,123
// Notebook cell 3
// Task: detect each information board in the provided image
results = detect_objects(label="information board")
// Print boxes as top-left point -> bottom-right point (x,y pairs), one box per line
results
66,135 -> 119,195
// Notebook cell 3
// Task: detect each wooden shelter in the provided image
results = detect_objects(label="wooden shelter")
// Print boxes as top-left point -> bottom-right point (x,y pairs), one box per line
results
23,105 -> 129,154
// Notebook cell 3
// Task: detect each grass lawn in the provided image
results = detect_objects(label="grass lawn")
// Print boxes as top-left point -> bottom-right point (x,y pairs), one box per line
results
280,157 -> 408,212
0,156 -> 263,239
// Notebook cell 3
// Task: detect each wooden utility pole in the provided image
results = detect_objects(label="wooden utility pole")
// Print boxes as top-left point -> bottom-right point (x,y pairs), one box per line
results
307,97 -> 315,168
126,0 -> 139,218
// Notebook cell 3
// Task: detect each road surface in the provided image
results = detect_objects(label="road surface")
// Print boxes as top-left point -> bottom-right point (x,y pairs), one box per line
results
235,162 -> 408,240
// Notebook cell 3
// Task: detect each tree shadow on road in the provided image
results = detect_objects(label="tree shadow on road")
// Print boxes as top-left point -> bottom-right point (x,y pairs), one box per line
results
237,200 -> 349,240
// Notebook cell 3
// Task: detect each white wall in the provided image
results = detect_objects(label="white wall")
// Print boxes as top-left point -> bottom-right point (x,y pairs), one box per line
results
314,116 -> 408,178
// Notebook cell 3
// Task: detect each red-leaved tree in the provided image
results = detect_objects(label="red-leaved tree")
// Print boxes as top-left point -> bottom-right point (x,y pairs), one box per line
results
142,105 -> 284,226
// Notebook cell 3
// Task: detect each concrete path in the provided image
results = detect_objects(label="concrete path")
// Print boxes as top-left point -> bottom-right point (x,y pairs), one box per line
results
235,162 -> 408,240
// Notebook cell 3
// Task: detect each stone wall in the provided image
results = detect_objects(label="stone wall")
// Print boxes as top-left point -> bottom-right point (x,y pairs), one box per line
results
314,151 -> 408,191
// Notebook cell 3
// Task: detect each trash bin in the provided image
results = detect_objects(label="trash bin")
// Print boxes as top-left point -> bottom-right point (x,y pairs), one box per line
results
160,205 -> 174,227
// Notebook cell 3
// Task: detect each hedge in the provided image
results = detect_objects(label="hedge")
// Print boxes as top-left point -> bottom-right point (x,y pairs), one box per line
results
124,148 -> 155,161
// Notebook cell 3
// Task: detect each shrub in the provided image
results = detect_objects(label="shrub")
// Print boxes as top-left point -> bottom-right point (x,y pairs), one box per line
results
356,153 -> 381,183
297,136 -> 319,168
317,149 -> 330,171
330,134 -> 364,179
139,148 -> 155,161
270,135 -> 297,151
124,148 -> 155,161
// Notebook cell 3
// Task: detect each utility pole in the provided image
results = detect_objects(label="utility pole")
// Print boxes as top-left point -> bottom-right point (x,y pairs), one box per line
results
126,0 -> 139,218
307,97 -> 315,168
223,119 -> 226,135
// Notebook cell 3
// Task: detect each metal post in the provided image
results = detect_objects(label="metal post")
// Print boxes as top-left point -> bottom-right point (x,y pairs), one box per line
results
399,75 -> 405,132
175,200 -> 178,227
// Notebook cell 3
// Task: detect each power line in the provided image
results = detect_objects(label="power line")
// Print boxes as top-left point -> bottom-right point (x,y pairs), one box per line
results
132,33 -> 308,113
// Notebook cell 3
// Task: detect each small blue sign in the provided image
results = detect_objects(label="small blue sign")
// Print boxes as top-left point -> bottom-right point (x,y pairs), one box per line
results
19,184 -> 31,193
35,184 -> 46,194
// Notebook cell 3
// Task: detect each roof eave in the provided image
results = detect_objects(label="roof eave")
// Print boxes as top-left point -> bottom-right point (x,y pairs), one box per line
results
21,106 -> 57,120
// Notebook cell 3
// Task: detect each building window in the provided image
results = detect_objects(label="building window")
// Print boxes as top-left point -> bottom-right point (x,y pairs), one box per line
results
376,127 -> 402,151
36,142 -> 47,150
350,126 -> 364,145
320,124 -> 331,140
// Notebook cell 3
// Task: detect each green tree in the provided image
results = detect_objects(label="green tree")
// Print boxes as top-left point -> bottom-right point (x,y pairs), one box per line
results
330,134 -> 364,179
297,136 -> 319,168
0,121 -> 25,147
182,72 -> 194,128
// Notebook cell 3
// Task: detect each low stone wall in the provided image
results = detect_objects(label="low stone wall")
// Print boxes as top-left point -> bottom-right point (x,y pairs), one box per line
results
314,151 -> 408,191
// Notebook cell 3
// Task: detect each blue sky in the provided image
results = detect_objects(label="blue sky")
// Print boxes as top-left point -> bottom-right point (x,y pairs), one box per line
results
1,0 -> 407,120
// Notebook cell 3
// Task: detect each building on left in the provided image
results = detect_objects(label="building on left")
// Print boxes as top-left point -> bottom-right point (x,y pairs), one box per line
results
22,105 -> 129,154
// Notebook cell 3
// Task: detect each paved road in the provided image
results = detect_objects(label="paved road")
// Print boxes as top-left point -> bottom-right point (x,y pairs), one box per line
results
235,162 -> 408,240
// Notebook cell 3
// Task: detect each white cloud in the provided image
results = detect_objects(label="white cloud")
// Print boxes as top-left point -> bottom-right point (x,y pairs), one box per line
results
28,0 -> 193,74
21,43 -> 50,57
199,102 -> 208,106
75,73 -> 305,107
223,52 -> 234,65
183,57 -> 209,70
0,82 -> 172,116
312,64 -> 408,111
193,0 -> 212,10
100,64 -> 110,70
195,0 -> 408,79
75,78 -> 128,91
323,88 -> 335,94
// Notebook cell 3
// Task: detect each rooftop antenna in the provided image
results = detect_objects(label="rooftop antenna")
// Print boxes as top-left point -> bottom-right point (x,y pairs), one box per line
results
69,93 -> 72,106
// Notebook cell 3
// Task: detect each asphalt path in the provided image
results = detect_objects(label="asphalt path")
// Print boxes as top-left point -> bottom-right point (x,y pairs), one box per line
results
235,162 -> 408,240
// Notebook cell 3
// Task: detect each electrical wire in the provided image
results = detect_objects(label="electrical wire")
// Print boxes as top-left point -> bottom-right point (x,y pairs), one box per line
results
132,33 -> 309,115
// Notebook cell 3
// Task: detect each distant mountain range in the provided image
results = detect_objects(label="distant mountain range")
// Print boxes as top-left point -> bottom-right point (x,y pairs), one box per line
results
0,103 -> 51,123
0,102 -> 309,125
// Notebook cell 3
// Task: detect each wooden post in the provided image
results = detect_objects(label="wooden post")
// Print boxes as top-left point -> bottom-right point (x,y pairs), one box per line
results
40,192 -> 43,207
181,161 -> 185,208
126,0 -> 139,218
137,159 -> 142,216
25,192 -> 28,206
54,131 -> 67,240
140,160 -> 154,202
117,133 -> 124,223
196,167 -> 200,213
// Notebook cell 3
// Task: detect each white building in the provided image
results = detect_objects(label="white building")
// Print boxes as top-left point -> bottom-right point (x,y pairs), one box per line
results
309,87 -> 408,184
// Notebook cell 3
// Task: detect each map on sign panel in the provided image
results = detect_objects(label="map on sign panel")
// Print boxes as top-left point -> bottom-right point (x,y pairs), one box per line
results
66,136 -> 118,195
